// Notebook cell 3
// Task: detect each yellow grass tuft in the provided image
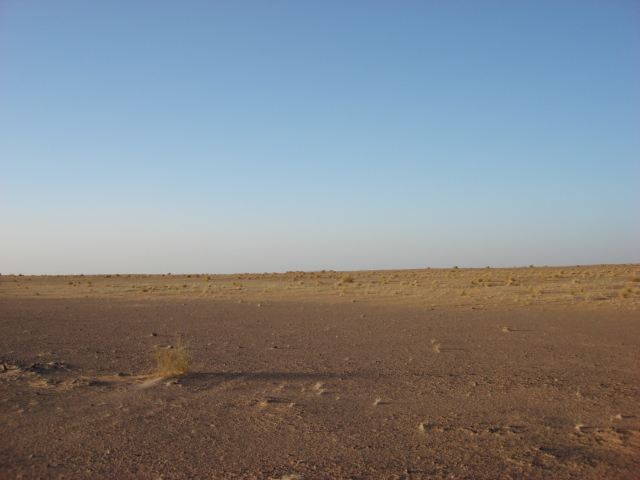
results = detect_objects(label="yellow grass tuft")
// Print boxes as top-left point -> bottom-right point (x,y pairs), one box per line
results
153,338 -> 191,377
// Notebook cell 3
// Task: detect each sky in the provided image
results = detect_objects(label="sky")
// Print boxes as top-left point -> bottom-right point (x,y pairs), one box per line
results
1,1 -> 639,275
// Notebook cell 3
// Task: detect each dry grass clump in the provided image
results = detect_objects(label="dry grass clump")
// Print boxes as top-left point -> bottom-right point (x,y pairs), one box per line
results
154,339 -> 191,377
341,274 -> 354,283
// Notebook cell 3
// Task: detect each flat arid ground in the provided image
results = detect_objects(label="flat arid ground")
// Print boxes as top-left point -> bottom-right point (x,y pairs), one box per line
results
1,265 -> 639,479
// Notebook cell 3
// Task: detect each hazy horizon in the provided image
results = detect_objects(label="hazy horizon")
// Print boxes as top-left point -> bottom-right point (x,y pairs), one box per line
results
2,1 -> 639,275
2,264 -> 639,278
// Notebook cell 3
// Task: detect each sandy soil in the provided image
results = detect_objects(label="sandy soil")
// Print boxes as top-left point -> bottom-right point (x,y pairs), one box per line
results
1,265 -> 639,479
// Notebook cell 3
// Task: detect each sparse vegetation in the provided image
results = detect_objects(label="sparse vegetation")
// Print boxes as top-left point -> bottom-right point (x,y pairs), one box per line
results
153,338 -> 191,377
3,265 -> 639,309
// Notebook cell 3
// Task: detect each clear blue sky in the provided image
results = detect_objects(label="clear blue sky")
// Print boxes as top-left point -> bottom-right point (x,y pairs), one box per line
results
1,1 -> 639,275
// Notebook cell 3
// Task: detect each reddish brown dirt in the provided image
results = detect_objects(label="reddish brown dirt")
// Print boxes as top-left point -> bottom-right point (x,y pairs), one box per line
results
1,272 -> 639,479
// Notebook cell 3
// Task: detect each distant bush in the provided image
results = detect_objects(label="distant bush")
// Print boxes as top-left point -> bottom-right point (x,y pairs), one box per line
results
154,338 -> 191,377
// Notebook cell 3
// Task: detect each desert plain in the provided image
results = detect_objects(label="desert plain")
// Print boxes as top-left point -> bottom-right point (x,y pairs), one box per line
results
1,264 -> 639,479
